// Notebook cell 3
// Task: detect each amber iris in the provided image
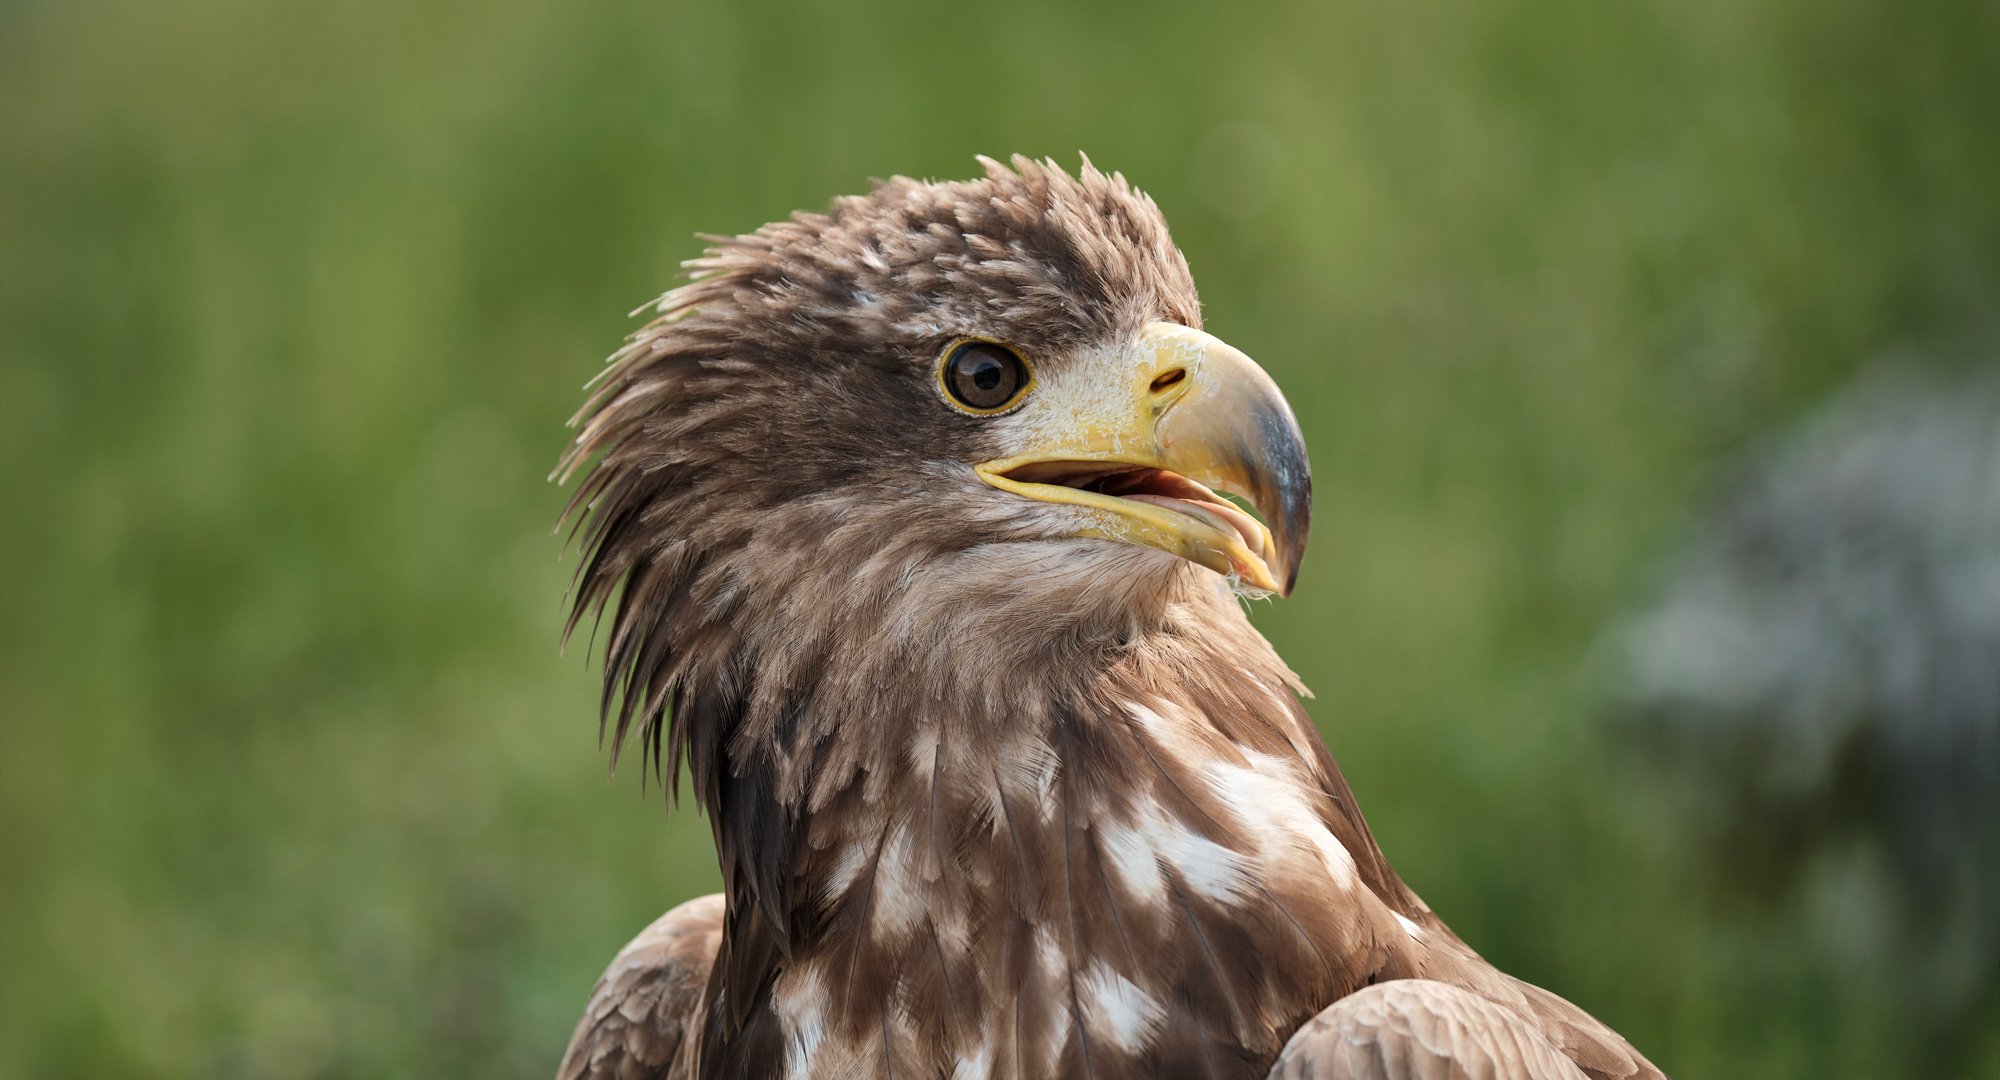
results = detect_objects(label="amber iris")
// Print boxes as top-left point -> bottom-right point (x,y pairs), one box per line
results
944,342 -> 1028,411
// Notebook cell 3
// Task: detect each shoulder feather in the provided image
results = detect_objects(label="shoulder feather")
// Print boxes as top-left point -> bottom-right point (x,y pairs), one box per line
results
558,894 -> 727,1080
1268,980 -> 1589,1080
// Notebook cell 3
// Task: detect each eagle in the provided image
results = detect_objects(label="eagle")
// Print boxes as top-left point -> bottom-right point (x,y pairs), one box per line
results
552,156 -> 1666,1080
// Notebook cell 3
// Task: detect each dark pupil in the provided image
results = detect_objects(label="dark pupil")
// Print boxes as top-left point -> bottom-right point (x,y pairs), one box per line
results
950,344 -> 1021,409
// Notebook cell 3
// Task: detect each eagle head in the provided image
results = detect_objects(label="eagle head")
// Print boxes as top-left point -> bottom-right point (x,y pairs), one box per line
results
559,155 -> 1309,774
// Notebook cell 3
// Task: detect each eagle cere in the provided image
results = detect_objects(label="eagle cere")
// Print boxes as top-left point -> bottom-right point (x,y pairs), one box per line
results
554,157 -> 1665,1080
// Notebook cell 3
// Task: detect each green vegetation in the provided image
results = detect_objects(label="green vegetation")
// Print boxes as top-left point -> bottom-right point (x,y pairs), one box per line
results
1,0 -> 1994,1075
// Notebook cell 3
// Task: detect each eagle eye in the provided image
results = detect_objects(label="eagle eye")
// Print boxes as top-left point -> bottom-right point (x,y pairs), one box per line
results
941,341 -> 1030,413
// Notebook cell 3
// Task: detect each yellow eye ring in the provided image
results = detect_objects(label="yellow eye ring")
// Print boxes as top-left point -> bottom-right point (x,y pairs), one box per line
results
937,338 -> 1034,415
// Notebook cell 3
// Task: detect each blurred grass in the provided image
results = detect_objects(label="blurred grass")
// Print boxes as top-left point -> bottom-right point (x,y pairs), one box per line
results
1,0 -> 1995,1076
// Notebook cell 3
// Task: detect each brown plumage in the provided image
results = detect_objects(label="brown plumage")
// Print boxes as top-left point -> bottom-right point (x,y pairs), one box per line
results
560,896 -> 724,1080
553,156 -> 1666,1080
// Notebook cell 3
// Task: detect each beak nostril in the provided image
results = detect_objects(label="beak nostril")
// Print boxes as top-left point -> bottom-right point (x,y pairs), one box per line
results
1150,369 -> 1187,394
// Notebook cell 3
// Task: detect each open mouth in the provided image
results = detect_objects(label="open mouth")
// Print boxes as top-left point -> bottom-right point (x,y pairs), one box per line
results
999,460 -> 1277,567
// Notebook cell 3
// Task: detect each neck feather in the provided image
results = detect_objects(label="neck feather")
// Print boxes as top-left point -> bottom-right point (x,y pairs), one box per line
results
685,559 -> 1433,1080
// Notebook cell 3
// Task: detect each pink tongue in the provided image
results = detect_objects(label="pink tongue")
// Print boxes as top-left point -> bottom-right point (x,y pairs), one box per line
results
1187,497 -> 1268,553
1134,470 -> 1222,503
1125,493 -> 1266,555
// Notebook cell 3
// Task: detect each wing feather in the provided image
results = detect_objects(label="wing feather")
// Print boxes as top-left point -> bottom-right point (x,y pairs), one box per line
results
558,894 -> 726,1080
1267,980 -> 1589,1080
1501,978 -> 1658,1080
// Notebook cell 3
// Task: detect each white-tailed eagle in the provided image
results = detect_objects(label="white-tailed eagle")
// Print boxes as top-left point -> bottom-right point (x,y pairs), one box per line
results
553,157 -> 1666,1080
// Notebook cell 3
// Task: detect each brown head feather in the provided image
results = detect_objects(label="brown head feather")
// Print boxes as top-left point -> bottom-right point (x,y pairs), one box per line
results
559,155 -> 1199,783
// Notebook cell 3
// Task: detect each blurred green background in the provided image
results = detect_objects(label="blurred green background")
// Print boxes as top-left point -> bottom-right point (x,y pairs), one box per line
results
2,0 -> 1996,1076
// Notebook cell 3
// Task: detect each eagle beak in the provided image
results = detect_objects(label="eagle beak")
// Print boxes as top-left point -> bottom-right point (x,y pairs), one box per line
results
975,322 -> 1312,596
